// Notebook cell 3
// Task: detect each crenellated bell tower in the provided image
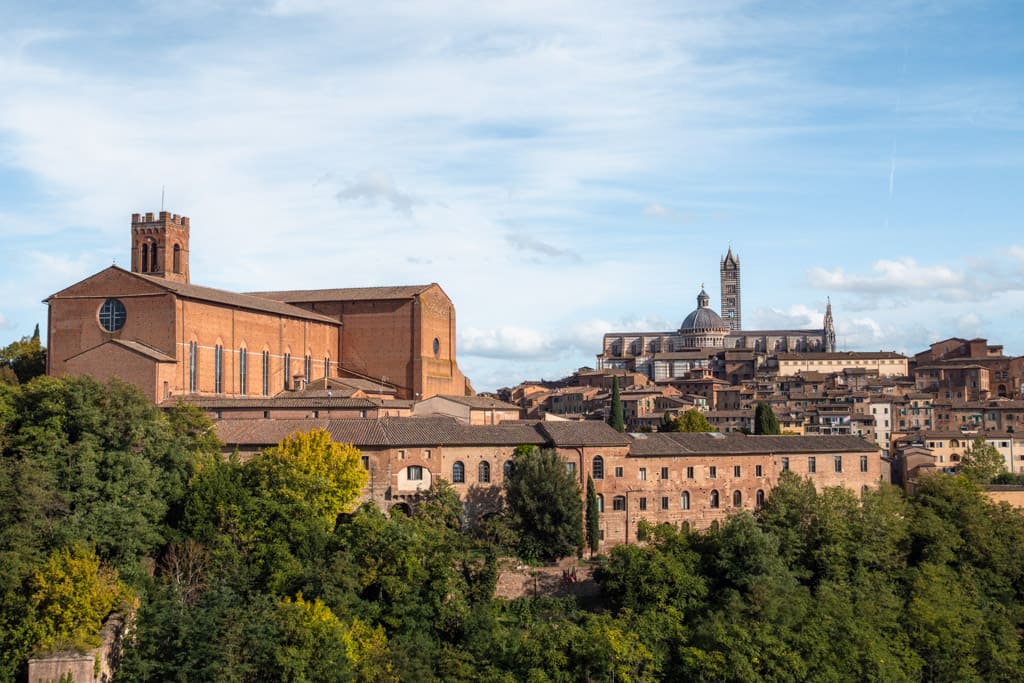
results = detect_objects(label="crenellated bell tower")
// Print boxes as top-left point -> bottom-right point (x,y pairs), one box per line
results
130,211 -> 190,284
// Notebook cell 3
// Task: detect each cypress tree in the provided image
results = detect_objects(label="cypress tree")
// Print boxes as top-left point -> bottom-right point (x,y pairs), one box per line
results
755,401 -> 781,435
608,376 -> 625,432
586,475 -> 600,556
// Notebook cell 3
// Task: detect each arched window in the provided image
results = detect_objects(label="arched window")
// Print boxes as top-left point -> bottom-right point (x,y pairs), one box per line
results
709,490 -> 720,509
597,494 -> 604,513
238,347 -> 247,396
452,461 -> 465,483
592,455 -> 604,480
150,242 -> 158,272
324,356 -> 330,378
188,341 -> 198,393
612,495 -> 626,511
214,344 -> 224,394
479,461 -> 491,483
503,461 -> 513,478
733,490 -> 742,507
173,244 -> 181,273
141,243 -> 149,272
681,491 -> 690,510
756,489 -> 765,508
261,350 -> 270,396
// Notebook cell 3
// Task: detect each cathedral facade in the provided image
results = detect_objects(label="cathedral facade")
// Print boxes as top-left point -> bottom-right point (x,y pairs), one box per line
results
597,248 -> 836,381
45,211 -> 471,402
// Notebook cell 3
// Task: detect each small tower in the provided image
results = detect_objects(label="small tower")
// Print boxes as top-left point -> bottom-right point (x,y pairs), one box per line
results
130,211 -> 190,284
720,246 -> 741,332
823,297 -> 836,352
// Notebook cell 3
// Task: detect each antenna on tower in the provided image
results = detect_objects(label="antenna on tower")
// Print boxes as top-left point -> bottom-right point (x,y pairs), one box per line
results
161,186 -> 165,212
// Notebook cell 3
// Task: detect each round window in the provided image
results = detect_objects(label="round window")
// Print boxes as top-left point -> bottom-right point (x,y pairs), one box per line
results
98,298 -> 127,332
432,337 -> 440,356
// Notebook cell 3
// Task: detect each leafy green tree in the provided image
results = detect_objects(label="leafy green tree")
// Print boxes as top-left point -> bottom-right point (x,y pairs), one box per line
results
754,402 -> 781,435
959,436 -> 1006,484
585,475 -> 600,556
504,447 -> 583,562
250,428 -> 368,526
608,377 -> 625,432
415,478 -> 463,531
675,409 -> 715,433
0,328 -> 46,385
658,411 -> 677,432
29,544 -> 129,654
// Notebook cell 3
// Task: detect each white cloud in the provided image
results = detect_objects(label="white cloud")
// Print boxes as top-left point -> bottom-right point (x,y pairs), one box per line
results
807,258 -> 966,293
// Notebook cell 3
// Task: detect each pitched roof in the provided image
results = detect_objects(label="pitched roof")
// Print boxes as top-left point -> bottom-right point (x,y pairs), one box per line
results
427,395 -> 522,410
215,416 -> 547,448
536,421 -> 632,447
628,431 -> 877,456
120,269 -> 339,324
778,351 -> 906,361
247,284 -> 434,302
161,395 -> 380,409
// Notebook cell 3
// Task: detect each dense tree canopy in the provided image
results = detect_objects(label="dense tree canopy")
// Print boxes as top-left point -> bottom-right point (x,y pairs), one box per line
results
7,372 -> 1024,682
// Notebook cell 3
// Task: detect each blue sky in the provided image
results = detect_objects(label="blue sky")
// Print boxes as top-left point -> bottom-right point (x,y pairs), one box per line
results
2,1 -> 1023,390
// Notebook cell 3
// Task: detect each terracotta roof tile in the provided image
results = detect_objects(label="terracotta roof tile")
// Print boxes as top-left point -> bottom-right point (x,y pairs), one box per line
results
247,284 -> 434,302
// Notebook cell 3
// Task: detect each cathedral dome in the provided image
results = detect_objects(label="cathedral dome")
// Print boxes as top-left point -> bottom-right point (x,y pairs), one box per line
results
679,288 -> 729,348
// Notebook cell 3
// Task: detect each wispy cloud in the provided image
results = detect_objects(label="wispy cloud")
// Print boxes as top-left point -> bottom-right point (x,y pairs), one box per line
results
504,232 -> 582,262
335,172 -> 424,215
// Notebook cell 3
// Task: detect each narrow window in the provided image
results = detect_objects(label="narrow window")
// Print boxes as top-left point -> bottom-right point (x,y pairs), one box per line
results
733,490 -> 742,507
188,341 -> 198,393
808,456 -> 816,474
592,455 -> 604,480
304,355 -> 311,381
710,490 -> 719,509
661,496 -> 669,510
361,456 -> 369,470
686,466 -> 694,479
503,461 -> 513,478
661,466 -> 669,480
756,489 -> 765,508
214,345 -> 223,393
173,244 -> 181,273
733,465 -> 741,478
141,243 -> 149,272
452,461 -> 465,483
639,497 -> 647,511
614,466 -> 623,478
262,351 -> 270,396
639,467 -> 647,481
150,242 -> 158,272
613,496 -> 626,511
597,494 -> 604,513
239,348 -> 247,395
860,455 -> 869,472
324,357 -> 330,378
781,457 -> 789,472
283,352 -> 291,390
479,461 -> 491,483
834,456 -> 843,473
709,466 -> 717,479
681,491 -> 690,510
566,462 -> 576,476
407,466 -> 423,481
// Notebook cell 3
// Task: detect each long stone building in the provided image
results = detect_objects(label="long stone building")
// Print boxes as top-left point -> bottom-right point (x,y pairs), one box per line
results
215,417 -> 882,548
44,211 -> 471,402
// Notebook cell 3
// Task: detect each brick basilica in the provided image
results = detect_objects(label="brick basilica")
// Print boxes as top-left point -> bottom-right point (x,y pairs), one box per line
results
45,211 -> 472,402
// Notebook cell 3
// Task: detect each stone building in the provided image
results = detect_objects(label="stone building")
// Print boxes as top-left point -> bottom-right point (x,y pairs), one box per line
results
45,211 -> 471,402
215,417 -> 882,548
